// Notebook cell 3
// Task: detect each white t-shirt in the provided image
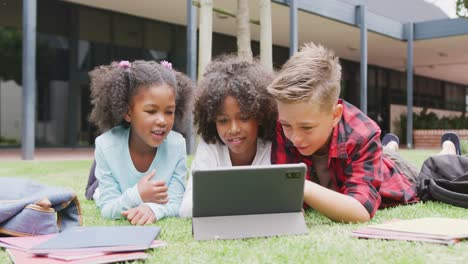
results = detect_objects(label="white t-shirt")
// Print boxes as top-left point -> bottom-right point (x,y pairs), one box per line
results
179,138 -> 272,217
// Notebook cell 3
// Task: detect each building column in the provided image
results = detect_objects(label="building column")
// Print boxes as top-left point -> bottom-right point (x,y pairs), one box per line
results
289,0 -> 298,56
356,5 -> 367,114
406,22 -> 414,149
22,0 -> 37,160
186,0 -> 197,154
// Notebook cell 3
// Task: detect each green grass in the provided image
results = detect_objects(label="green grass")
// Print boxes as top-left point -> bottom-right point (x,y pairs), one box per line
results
1,150 -> 467,263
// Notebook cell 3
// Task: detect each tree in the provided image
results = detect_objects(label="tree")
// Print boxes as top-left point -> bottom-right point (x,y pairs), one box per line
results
0,27 -> 22,84
236,0 -> 253,61
195,0 -> 272,69
198,0 -> 213,79
456,0 -> 468,18
259,0 -> 273,70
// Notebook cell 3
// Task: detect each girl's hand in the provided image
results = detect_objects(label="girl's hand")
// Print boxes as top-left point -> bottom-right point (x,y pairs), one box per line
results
137,170 -> 169,204
122,204 -> 157,225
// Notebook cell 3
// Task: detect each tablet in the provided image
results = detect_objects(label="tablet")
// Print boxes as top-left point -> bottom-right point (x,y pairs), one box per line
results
192,163 -> 308,240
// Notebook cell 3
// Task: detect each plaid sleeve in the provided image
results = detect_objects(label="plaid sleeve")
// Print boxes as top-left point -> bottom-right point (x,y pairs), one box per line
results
271,122 -> 287,165
339,131 -> 383,218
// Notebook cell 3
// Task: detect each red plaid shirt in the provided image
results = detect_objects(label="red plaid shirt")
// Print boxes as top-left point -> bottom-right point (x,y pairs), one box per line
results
271,100 -> 419,218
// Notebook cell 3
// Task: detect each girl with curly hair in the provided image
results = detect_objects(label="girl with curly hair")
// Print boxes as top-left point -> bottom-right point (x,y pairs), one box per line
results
89,60 -> 191,225
179,55 -> 277,217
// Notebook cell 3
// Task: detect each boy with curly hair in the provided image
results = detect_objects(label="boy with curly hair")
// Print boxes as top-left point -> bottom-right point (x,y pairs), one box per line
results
179,55 -> 277,217
268,43 -> 419,223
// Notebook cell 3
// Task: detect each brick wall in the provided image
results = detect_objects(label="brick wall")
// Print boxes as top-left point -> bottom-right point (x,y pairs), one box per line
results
413,130 -> 468,149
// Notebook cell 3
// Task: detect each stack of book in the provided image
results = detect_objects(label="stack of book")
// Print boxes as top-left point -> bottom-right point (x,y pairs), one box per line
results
352,217 -> 468,245
0,226 -> 166,263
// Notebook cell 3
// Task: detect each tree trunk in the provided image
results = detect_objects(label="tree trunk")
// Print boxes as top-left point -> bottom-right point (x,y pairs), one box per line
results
259,0 -> 273,70
198,0 -> 213,79
236,0 -> 253,61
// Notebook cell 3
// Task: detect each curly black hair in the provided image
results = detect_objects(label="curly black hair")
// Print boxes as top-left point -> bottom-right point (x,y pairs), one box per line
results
173,71 -> 195,134
193,55 -> 277,144
89,60 -> 192,134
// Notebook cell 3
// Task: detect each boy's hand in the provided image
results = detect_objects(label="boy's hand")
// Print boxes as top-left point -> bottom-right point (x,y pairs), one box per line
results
137,170 -> 169,204
122,204 -> 157,225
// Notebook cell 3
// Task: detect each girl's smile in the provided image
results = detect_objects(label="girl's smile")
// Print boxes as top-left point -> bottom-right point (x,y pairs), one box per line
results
125,83 -> 176,152
216,96 -> 259,166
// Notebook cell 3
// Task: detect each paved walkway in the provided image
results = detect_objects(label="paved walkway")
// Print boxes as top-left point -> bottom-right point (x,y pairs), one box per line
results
0,148 -> 94,161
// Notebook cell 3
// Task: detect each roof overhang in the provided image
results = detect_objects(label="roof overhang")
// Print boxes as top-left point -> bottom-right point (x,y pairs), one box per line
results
62,0 -> 468,85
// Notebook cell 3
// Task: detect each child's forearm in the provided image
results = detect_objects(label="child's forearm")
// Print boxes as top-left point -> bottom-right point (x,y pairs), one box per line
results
98,185 -> 143,220
303,180 -> 370,223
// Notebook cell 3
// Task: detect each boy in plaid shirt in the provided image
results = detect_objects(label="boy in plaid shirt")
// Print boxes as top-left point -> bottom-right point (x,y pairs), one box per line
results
268,42 -> 419,223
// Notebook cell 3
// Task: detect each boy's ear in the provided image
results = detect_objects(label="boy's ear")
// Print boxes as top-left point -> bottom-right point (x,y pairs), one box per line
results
332,104 -> 343,127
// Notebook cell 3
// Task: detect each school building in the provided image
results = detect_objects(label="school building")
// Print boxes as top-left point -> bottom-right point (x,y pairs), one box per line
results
0,0 -> 467,157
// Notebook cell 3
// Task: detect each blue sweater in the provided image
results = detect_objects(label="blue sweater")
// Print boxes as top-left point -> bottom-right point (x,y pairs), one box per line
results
94,126 -> 187,221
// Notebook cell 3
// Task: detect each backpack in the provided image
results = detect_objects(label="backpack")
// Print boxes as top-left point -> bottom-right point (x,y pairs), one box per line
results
417,155 -> 468,209
0,178 -> 82,236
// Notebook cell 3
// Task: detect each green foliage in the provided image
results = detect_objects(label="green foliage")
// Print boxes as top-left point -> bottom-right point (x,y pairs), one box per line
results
1,153 -> 468,263
461,140 -> 468,155
456,0 -> 468,17
399,108 -> 468,143
0,136 -> 19,146
0,27 -> 22,83
0,26 -> 57,85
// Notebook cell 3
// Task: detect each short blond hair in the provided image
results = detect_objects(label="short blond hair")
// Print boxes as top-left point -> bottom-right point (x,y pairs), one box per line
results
267,42 -> 342,112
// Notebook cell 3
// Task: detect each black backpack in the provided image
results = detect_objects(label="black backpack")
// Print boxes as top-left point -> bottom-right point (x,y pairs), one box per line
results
417,155 -> 468,209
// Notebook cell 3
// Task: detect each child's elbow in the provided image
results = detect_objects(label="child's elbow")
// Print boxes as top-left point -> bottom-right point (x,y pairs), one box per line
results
350,210 -> 371,223
354,213 -> 371,223
338,210 -> 371,224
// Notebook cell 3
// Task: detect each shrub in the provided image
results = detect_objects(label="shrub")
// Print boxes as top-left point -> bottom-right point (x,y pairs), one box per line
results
399,108 -> 468,143
0,136 -> 19,146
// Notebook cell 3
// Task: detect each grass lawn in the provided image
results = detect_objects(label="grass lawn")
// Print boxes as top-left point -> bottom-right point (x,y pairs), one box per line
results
1,149 -> 467,263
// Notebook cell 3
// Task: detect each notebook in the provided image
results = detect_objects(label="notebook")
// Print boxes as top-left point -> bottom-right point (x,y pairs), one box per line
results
7,248 -> 148,264
192,163 -> 308,240
28,226 -> 161,254
352,217 -> 468,245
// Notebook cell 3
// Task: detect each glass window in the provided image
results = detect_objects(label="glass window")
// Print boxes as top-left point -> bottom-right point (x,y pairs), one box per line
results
445,83 -> 465,111
377,69 -> 388,89
79,7 -> 111,44
0,0 -> 21,29
272,46 -> 289,70
36,32 -> 70,122
367,67 -> 377,109
37,0 -> 70,37
0,26 -> 22,83
389,70 -> 405,105
212,33 -> 237,56
113,13 -> 143,49
144,20 -> 172,51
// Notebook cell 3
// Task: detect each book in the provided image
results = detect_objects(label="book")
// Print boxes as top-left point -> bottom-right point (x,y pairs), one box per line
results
46,240 -> 168,261
352,217 -> 468,245
1,228 -> 167,263
0,234 -> 54,250
28,226 -> 161,255
6,248 -> 148,264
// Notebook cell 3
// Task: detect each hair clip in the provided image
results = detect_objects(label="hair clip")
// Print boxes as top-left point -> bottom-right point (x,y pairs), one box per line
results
118,60 -> 131,69
161,60 -> 172,70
